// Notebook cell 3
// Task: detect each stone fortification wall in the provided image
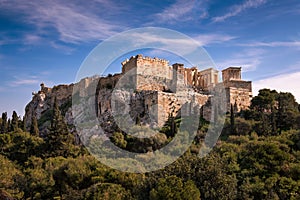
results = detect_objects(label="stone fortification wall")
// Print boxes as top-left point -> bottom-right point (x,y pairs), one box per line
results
24,55 -> 253,136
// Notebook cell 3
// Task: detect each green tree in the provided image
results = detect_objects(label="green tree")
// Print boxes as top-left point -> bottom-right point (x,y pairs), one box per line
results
0,155 -> 24,199
276,92 -> 299,133
30,114 -> 39,137
46,98 -> 75,157
23,156 -> 55,199
85,183 -> 132,200
1,112 -> 8,133
250,89 -> 279,135
194,152 -> 238,200
250,89 -> 278,112
1,131 -> 44,165
111,132 -> 127,149
21,115 -> 27,132
11,111 -> 19,131
161,114 -> 180,138
149,175 -> 200,200
230,104 -> 236,135
7,119 -> 11,132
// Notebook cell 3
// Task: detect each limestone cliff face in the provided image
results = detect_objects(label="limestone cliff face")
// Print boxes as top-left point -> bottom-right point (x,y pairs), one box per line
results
24,76 -> 210,136
24,55 -> 252,137
24,83 -> 74,135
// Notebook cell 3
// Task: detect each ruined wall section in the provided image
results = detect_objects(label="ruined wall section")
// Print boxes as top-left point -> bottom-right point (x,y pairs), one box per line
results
196,68 -> 219,91
122,55 -> 173,91
125,90 -> 210,128
24,55 -> 253,137
222,80 -> 252,112
222,67 -> 242,82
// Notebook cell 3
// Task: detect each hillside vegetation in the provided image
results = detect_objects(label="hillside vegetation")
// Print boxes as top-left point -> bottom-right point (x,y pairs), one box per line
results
0,89 -> 300,200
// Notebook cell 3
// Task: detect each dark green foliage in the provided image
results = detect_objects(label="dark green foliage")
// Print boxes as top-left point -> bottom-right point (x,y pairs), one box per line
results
38,108 -> 53,126
276,92 -> 299,133
7,119 -> 11,132
160,114 -> 180,138
0,131 -> 44,165
0,154 -> 24,199
11,111 -> 19,131
85,183 -> 132,200
125,127 -> 168,153
0,88 -> 300,199
60,98 -> 72,115
249,89 -> 300,135
21,116 -> 27,131
230,104 -> 236,135
250,89 -> 278,112
111,132 -> 127,149
46,98 -> 75,157
30,114 -> 39,136
1,112 -> 8,133
149,176 -> 200,200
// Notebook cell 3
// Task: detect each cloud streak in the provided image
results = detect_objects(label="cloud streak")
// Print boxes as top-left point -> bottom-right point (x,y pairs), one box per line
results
122,31 -> 235,54
153,0 -> 196,23
238,41 -> 300,48
9,79 -> 40,87
193,34 -> 236,46
212,0 -> 268,22
216,48 -> 265,72
0,0 -> 125,43
7,74 -> 52,87
151,0 -> 211,24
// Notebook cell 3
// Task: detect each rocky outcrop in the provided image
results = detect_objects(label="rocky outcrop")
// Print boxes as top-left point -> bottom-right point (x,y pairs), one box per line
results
24,83 -> 73,135
24,55 -> 252,137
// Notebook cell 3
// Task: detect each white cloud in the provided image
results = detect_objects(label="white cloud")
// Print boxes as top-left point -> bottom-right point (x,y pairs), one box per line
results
120,31 -> 235,56
9,79 -> 40,87
193,34 -> 236,46
23,34 -> 42,45
151,0 -> 211,24
50,41 -> 76,55
212,0 -> 268,22
153,0 -> 196,23
216,48 -> 265,72
253,71 -> 300,103
238,41 -> 300,48
7,74 -> 50,87
0,0 -> 125,43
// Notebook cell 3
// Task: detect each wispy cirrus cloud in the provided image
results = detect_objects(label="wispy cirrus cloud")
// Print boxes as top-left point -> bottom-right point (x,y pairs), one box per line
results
7,74 -> 52,87
193,34 -> 236,46
216,48 -> 265,72
153,0 -> 196,23
212,0 -> 268,22
121,31 -> 236,54
238,40 -> 300,48
9,79 -> 40,87
0,0 -> 126,44
151,0 -> 210,24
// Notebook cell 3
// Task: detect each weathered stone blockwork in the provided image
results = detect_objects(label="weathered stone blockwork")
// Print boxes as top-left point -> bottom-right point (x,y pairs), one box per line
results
222,67 -> 252,112
25,55 -> 252,135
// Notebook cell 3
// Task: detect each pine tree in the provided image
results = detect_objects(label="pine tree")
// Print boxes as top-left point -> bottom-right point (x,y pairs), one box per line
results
1,112 -> 8,133
7,119 -> 11,132
46,98 -> 74,157
11,111 -> 19,131
230,104 -> 236,134
22,116 -> 27,132
30,115 -> 39,137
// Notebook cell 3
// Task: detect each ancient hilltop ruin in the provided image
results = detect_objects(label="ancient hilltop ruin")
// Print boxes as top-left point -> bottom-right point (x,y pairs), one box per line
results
24,55 -> 252,134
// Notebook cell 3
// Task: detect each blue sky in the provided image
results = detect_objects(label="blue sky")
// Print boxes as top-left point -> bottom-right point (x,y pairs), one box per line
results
1,0 -> 300,117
